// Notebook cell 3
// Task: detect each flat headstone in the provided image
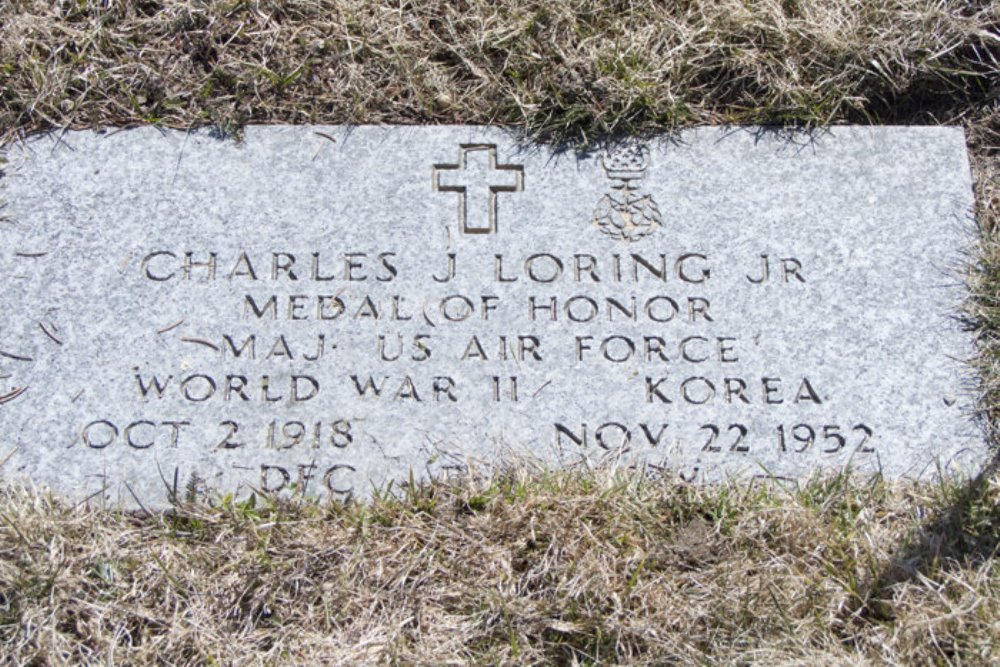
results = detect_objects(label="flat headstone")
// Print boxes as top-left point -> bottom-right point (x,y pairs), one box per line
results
0,126 -> 985,507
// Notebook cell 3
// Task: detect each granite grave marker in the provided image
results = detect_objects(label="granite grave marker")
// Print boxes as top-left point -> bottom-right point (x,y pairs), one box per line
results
0,126 -> 986,506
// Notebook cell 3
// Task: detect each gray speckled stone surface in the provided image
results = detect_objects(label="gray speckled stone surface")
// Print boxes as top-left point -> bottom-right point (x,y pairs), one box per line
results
0,125 -> 986,507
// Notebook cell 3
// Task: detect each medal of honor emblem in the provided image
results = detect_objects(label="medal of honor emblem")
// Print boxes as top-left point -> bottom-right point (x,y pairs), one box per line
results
592,143 -> 662,242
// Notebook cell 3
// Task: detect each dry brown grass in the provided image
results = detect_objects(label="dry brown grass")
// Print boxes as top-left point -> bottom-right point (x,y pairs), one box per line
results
0,0 -> 998,143
1,472 -> 1000,665
2,0 -> 1000,664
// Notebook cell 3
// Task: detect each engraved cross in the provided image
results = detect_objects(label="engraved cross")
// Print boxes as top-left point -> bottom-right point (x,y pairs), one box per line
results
433,145 -> 524,234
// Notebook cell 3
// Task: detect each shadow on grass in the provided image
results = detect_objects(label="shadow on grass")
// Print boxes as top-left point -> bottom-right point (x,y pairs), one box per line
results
846,437 -> 1000,628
